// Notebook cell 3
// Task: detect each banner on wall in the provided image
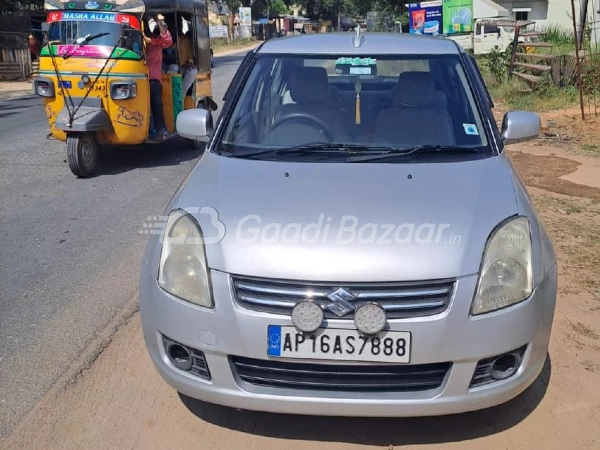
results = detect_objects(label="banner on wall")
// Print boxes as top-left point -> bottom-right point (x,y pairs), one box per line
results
209,25 -> 228,38
408,0 -> 472,36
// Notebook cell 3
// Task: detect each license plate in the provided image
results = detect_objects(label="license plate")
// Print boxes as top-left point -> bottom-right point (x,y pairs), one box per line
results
267,326 -> 411,363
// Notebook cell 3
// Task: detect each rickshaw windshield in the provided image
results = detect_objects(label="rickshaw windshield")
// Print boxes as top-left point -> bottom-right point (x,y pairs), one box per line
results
47,15 -> 143,57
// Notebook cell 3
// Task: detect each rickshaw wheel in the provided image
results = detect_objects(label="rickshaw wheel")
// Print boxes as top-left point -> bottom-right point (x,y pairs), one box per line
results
67,134 -> 98,178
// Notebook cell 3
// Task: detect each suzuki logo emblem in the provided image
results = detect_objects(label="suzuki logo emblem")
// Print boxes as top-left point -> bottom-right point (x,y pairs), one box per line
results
326,287 -> 357,317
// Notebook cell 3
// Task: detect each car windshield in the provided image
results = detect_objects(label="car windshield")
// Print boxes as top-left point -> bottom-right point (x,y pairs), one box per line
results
218,53 -> 489,160
48,19 -> 142,57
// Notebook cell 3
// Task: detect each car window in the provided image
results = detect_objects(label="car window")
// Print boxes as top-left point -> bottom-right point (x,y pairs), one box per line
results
223,50 -> 255,102
218,53 -> 489,158
466,54 -> 494,109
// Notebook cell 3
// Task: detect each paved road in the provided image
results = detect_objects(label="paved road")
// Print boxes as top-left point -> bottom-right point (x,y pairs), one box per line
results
0,52 -> 245,438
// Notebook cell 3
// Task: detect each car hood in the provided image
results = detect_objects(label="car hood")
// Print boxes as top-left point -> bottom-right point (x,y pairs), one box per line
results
174,154 -> 518,282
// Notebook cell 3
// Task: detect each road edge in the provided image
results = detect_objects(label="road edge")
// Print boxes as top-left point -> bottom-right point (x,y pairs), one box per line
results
212,42 -> 260,57
2,290 -> 141,444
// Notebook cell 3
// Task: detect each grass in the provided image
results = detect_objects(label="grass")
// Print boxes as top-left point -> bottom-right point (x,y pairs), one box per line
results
489,80 -> 579,111
210,37 -> 257,53
581,143 -> 600,156
476,57 -> 579,111
539,24 -> 576,55
543,24 -> 575,45
471,22 -> 597,112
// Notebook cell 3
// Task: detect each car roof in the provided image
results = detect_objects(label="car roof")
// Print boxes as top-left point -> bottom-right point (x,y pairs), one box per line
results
257,32 -> 463,56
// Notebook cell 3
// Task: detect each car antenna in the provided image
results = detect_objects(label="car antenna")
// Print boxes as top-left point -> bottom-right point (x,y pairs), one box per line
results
353,25 -> 364,48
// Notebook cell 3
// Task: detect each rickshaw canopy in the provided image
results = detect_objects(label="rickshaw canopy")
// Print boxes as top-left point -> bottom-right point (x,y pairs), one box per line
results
44,0 -> 209,15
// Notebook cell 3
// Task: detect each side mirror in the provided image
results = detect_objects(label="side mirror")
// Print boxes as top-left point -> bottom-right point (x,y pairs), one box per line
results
501,111 -> 541,145
41,23 -> 50,32
176,108 -> 213,142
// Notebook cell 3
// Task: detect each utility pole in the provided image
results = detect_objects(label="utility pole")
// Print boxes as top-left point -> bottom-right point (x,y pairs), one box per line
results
265,0 -> 270,39
570,0 -> 586,120
578,0 -> 590,46
338,0 -> 341,31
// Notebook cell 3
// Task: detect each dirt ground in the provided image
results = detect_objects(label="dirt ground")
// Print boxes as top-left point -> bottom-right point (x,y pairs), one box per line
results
2,108 -> 600,450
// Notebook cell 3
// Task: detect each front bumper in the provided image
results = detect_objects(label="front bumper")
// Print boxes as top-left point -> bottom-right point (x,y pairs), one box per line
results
139,262 -> 557,417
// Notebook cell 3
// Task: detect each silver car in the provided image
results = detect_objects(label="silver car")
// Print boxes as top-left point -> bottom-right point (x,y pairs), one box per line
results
139,30 -> 557,417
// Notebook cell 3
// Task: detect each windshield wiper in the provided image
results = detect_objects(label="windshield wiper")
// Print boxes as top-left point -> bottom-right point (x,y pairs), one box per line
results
63,33 -> 110,59
231,143 -> 394,159
346,145 -> 480,162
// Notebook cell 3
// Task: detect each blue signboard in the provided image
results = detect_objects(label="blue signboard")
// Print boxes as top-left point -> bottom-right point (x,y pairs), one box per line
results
408,1 -> 443,35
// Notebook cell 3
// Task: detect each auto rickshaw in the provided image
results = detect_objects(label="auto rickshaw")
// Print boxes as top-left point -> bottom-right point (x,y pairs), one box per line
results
35,0 -> 216,177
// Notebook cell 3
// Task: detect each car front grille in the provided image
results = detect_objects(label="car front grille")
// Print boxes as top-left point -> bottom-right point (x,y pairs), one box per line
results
230,356 -> 451,392
231,275 -> 454,319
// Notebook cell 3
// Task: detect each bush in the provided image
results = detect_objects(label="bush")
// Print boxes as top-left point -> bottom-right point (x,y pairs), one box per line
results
581,56 -> 600,96
543,24 -> 574,45
487,46 -> 508,84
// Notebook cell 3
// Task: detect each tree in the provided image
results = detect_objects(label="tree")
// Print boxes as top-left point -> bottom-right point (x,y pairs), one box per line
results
0,0 -> 44,15
216,0 -> 241,39
270,0 -> 289,16
295,0 -> 357,25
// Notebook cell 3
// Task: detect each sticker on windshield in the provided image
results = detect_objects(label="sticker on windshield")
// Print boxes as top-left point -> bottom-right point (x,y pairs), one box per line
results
463,123 -> 479,135
335,57 -> 377,66
349,66 -> 371,75
335,57 -> 377,75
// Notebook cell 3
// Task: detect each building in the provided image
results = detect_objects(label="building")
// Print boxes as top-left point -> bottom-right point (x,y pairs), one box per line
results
494,0 -> 597,31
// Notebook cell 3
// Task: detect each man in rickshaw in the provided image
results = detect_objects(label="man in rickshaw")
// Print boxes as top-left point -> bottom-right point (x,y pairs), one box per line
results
144,15 -> 172,141
178,27 -> 197,96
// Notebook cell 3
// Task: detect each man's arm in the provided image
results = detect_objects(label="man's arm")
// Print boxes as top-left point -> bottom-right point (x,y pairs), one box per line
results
155,19 -> 173,48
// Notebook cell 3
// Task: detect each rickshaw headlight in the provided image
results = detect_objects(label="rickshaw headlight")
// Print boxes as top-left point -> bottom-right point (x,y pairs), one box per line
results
33,78 -> 54,97
110,80 -> 137,100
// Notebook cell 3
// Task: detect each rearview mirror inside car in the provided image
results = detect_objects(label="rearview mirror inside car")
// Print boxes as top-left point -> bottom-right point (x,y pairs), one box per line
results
501,111 -> 541,145
176,109 -> 213,142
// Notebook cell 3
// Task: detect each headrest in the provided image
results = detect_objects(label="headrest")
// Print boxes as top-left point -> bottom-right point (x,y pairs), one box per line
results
290,66 -> 330,103
395,71 -> 435,107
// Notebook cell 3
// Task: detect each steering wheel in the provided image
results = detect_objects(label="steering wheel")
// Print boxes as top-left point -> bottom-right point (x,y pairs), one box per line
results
269,112 -> 334,143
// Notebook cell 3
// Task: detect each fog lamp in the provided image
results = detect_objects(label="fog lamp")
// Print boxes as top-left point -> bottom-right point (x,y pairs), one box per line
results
354,303 -> 386,335
291,300 -> 324,333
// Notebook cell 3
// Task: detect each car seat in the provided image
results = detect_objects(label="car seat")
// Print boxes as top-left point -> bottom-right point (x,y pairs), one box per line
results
373,71 -> 455,146
272,66 -> 347,142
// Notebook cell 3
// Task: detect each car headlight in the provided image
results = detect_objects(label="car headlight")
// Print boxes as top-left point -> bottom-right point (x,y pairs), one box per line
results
471,216 -> 533,315
158,210 -> 213,308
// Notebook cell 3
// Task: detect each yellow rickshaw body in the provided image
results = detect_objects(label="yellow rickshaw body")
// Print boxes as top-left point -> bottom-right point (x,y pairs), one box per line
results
39,54 -> 151,145
38,0 -> 213,147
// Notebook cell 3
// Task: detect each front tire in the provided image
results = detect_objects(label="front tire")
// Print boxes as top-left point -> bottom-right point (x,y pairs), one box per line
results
67,133 -> 97,177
